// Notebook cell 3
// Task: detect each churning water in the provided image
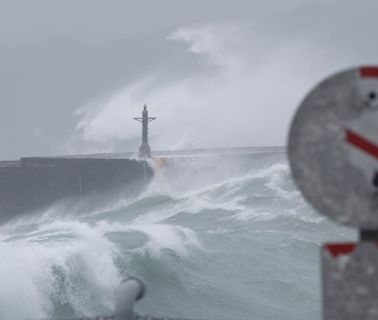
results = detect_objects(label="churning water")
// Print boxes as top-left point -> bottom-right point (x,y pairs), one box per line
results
0,150 -> 356,320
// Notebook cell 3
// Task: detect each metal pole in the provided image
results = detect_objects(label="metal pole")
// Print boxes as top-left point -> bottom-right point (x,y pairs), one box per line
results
142,105 -> 148,146
134,105 -> 156,158
359,229 -> 378,241
115,277 -> 146,320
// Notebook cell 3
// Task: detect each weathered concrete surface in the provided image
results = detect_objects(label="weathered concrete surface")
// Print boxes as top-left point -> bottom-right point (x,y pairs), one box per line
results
0,157 -> 152,223
0,147 -> 284,223
322,242 -> 378,320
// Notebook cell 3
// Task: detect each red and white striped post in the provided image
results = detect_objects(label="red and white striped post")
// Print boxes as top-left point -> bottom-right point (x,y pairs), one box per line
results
288,66 -> 378,320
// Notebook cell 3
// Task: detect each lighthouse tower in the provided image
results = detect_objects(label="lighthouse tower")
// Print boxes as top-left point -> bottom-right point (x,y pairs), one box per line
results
134,104 -> 156,158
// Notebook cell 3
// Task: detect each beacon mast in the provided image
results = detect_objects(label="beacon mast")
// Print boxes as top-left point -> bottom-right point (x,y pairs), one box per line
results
134,104 -> 156,158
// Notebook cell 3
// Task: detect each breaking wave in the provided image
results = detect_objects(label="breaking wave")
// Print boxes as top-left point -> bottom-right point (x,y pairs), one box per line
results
0,151 -> 355,320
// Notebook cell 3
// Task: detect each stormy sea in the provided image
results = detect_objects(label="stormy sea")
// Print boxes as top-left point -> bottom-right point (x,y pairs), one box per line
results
0,149 -> 355,320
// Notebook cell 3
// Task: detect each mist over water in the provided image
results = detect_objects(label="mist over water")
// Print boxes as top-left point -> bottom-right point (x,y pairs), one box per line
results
0,1 -> 375,319
0,150 -> 356,320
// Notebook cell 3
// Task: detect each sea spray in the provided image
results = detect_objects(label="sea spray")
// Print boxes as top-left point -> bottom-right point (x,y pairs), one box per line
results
0,151 -> 356,320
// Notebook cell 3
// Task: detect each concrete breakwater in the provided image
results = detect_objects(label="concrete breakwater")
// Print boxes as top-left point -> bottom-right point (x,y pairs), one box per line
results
0,156 -> 153,223
0,147 -> 285,223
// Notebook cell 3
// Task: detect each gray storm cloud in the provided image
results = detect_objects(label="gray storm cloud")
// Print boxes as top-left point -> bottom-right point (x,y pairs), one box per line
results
68,16 -> 355,153
69,22 -> 295,152
0,0 -> 377,159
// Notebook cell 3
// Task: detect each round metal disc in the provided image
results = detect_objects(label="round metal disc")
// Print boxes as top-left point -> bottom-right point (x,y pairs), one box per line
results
288,66 -> 378,229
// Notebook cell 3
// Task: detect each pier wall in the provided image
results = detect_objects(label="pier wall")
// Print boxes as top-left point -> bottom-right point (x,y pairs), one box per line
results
0,157 -> 152,222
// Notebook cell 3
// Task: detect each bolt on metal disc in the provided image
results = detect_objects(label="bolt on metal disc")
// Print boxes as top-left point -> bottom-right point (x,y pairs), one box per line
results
288,66 -> 378,229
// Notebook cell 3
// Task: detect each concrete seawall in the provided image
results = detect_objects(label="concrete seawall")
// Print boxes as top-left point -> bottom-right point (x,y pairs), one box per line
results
0,157 -> 153,223
0,147 -> 284,223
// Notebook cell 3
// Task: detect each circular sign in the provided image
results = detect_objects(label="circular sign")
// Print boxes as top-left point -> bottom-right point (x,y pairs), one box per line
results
288,66 -> 378,229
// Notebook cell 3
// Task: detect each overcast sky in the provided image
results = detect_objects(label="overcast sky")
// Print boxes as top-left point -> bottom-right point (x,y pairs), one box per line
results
0,0 -> 377,159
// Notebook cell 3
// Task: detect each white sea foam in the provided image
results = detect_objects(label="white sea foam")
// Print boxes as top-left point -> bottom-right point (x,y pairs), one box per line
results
95,220 -> 201,259
0,156 -> 355,320
129,224 -> 201,258
123,161 -> 304,227
230,207 -> 324,224
232,209 -> 278,222
0,220 -> 121,319
0,215 -> 201,319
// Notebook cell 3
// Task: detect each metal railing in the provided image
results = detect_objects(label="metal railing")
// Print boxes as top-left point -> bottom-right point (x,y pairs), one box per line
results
47,277 -> 188,320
